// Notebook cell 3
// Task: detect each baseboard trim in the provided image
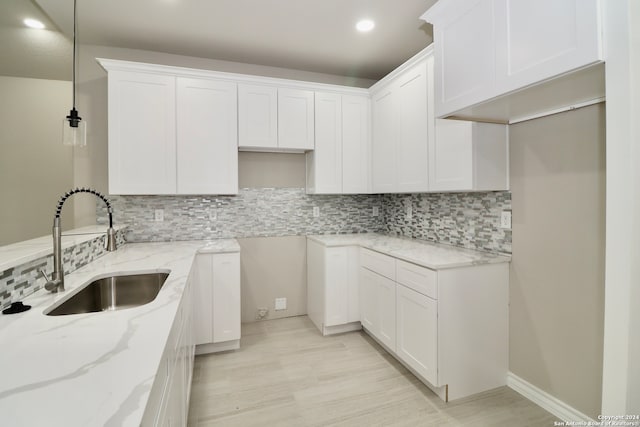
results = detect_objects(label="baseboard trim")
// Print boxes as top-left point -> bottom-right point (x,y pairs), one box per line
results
507,372 -> 595,423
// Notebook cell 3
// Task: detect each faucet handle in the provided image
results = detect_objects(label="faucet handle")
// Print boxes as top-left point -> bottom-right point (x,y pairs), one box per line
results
39,269 -> 61,293
38,269 -> 51,282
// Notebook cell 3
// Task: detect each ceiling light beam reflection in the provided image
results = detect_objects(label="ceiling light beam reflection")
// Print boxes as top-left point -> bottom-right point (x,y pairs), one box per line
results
24,18 -> 46,29
356,19 -> 375,32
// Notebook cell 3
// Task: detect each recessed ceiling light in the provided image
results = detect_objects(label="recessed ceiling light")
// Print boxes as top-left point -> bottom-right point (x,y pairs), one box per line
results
24,18 -> 45,29
356,19 -> 375,32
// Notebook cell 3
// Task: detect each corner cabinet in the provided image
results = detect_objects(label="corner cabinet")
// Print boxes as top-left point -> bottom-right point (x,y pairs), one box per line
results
306,92 -> 370,194
238,84 -> 314,152
306,239 -> 361,335
421,0 -> 604,122
192,251 -> 241,354
99,59 -> 238,195
371,57 -> 430,193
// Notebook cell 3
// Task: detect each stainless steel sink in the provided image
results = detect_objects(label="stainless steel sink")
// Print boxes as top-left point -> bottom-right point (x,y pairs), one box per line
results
45,272 -> 169,316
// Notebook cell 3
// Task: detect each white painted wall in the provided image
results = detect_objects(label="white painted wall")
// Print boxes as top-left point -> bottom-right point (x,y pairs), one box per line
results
602,0 -> 640,415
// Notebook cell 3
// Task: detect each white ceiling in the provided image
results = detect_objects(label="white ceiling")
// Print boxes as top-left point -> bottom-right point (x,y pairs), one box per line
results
8,0 -> 435,82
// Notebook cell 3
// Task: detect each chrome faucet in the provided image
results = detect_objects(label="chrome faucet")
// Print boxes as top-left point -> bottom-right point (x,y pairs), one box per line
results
40,188 -> 117,293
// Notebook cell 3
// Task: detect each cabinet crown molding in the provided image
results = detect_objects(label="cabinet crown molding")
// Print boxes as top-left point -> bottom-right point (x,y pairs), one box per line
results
96,58 -> 370,97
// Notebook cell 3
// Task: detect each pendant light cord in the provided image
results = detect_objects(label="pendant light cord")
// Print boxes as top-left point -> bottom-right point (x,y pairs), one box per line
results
72,0 -> 77,109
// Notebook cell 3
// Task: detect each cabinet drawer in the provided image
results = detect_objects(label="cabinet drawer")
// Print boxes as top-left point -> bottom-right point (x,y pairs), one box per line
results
396,260 -> 437,299
360,248 -> 396,280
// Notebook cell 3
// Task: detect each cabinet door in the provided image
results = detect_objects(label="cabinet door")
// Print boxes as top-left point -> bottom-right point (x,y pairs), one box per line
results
360,268 -> 379,331
238,84 -> 278,149
494,0 -> 602,94
429,119 -> 473,191
212,253 -> 241,343
193,254 -> 213,346
176,78 -> 238,195
377,273 -> 397,351
430,0 -> 497,117
371,87 -> 396,193
396,60 -> 429,192
342,95 -> 371,194
108,70 -> 176,194
310,92 -> 343,193
396,284 -> 438,386
324,247 -> 348,327
278,88 -> 315,150
346,246 -> 361,323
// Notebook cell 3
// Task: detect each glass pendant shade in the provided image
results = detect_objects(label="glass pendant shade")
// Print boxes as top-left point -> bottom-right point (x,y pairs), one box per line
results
62,108 -> 86,147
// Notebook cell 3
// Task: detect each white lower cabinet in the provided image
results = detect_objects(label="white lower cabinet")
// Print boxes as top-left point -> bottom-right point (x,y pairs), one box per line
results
359,248 -> 508,402
307,239 -> 361,335
396,284 -> 438,386
193,252 -> 241,354
142,273 -> 195,427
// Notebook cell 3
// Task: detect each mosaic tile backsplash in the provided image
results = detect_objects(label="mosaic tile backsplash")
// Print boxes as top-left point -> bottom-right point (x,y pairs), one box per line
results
0,230 -> 127,310
383,191 -> 512,255
97,189 -> 387,242
96,188 -> 511,254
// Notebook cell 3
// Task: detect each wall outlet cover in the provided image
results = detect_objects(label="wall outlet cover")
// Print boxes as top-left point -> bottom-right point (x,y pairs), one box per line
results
312,206 -> 320,218
500,211 -> 512,229
373,206 -> 379,217
154,209 -> 164,222
275,297 -> 287,311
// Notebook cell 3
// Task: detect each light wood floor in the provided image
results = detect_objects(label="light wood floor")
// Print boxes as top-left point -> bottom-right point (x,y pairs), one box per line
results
188,316 -> 558,426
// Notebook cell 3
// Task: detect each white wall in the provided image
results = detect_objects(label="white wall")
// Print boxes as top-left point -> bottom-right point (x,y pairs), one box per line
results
602,0 -> 640,415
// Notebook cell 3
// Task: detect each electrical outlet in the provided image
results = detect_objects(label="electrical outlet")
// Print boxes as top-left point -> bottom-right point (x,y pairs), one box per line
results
208,208 -> 217,221
500,211 -> 512,229
406,205 -> 413,220
372,206 -> 379,217
154,209 -> 164,222
313,206 -> 320,218
256,308 -> 268,320
275,297 -> 287,311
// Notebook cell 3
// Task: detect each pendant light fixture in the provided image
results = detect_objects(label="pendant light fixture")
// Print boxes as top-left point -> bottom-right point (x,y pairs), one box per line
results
62,0 -> 86,147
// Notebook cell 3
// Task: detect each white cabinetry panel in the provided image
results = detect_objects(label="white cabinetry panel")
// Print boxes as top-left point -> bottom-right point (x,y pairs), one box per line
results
396,60 -> 429,192
107,70 -> 176,195
307,240 -> 361,335
309,92 -> 343,194
212,253 -> 241,343
238,84 -> 278,149
396,284 -> 438,386
341,95 -> 371,194
176,78 -> 238,195
422,0 -> 603,121
371,88 -> 397,193
278,88 -> 315,150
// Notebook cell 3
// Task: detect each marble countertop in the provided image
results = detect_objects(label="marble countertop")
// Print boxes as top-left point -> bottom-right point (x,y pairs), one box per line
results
0,239 -> 239,427
307,233 -> 510,270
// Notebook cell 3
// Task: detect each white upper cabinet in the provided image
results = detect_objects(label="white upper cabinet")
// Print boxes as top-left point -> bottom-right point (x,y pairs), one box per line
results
307,92 -> 370,194
371,86 -> 397,193
237,84 -> 278,149
176,78 -> 238,195
396,59 -> 430,193
107,70 -> 177,195
422,0 -> 604,122
371,55 -> 430,194
278,88 -> 315,151
238,85 -> 314,151
341,95 -> 371,194
101,59 -> 238,195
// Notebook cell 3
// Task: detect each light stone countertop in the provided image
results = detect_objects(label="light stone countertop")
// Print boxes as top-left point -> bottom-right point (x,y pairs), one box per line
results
307,233 -> 510,269
0,239 -> 239,427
